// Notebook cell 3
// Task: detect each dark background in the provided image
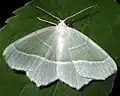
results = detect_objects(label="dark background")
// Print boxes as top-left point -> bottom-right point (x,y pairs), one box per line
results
0,0 -> 120,96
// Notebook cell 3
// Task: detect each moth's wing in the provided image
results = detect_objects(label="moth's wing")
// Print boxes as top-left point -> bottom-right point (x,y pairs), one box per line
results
26,60 -> 57,86
73,56 -> 117,80
57,62 -> 92,90
3,26 -> 58,86
54,34 -> 92,90
69,28 -> 117,80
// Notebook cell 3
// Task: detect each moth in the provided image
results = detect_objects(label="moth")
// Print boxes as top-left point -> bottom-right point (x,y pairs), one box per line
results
3,5 -> 117,90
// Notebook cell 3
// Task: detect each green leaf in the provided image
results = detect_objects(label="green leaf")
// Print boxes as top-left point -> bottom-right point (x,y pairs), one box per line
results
0,0 -> 120,96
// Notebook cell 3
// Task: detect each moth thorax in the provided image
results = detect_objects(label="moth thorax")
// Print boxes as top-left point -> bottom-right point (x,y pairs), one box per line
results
55,20 -> 68,36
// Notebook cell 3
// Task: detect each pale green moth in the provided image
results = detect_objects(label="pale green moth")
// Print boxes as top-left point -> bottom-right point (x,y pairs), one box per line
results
3,5 -> 117,90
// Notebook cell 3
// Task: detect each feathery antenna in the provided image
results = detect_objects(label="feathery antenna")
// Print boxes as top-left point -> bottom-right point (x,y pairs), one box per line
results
64,5 -> 97,21
37,17 -> 57,25
33,5 -> 97,25
34,6 -> 61,21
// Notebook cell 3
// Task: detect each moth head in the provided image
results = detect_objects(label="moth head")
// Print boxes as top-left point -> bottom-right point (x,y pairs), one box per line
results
57,20 -> 66,27
56,20 -> 68,36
